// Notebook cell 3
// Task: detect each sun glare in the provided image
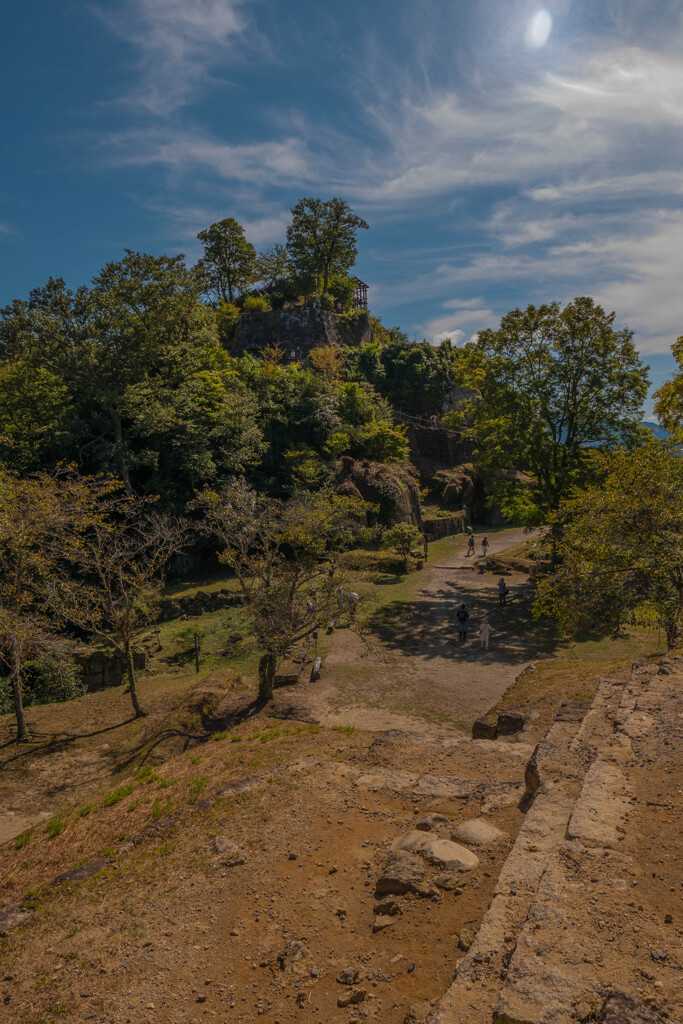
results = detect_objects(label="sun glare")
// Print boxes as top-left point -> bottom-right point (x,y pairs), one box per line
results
525,9 -> 553,50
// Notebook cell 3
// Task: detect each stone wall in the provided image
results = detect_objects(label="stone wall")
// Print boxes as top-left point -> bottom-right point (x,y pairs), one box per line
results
75,649 -> 147,692
423,512 -> 466,540
232,308 -> 372,357
158,589 -> 242,621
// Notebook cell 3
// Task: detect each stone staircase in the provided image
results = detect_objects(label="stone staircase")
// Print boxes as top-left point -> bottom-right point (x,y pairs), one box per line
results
431,659 -> 683,1024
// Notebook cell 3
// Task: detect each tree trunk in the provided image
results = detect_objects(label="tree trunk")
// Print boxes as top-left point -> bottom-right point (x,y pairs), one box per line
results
322,267 -> 329,294
10,663 -> 29,742
125,642 -> 146,718
258,652 -> 276,704
110,408 -> 133,495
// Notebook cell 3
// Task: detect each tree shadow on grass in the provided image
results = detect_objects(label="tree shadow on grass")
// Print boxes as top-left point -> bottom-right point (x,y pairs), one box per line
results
367,578 -> 558,665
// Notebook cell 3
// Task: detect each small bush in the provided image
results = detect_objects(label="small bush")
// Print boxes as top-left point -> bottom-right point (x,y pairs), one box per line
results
230,735 -> 243,743
14,829 -> 31,849
188,777 -> 207,804
242,295 -> 270,313
45,815 -> 65,838
211,730 -> 228,741
135,766 -> 159,784
76,803 -> 96,818
103,784 -> 135,807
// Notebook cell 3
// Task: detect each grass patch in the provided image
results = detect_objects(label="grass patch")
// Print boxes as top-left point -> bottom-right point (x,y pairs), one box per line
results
190,754 -> 202,764
45,815 -> 65,838
126,798 -> 140,813
230,735 -> 242,743
66,923 -> 84,938
188,777 -> 207,804
103,783 -> 135,807
211,730 -> 228,741
150,798 -> 172,821
135,765 -> 159,784
76,803 -> 96,818
14,829 -> 31,849
158,776 -> 176,789
332,724 -> 355,735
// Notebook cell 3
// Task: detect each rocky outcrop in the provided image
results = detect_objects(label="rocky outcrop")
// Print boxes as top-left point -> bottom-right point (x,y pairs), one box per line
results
333,457 -> 423,529
75,648 -> 147,692
232,308 -> 372,356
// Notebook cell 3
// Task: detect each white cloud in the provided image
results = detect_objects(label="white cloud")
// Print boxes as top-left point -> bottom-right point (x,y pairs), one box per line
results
101,127 -> 312,184
98,0 -> 253,115
421,303 -> 498,346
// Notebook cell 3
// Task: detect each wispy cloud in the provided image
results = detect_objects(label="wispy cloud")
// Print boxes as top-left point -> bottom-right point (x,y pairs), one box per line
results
97,0 -> 254,115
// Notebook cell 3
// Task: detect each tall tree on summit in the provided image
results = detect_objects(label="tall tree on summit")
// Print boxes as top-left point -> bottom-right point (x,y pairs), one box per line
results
197,218 -> 257,303
286,198 -> 369,294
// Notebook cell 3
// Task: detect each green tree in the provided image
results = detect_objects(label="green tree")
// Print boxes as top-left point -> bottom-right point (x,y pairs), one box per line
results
653,334 -> 683,435
197,218 -> 257,303
461,297 -> 649,522
286,198 -> 369,294
54,487 -> 188,718
381,523 -> 421,572
256,243 -> 290,291
194,480 -> 365,702
534,442 -> 683,646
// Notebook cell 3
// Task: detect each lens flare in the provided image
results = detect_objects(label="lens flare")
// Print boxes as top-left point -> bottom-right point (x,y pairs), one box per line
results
525,9 -> 553,50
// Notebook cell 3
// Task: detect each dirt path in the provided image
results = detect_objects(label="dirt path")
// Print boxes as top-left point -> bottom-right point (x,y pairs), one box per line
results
297,528 -> 549,735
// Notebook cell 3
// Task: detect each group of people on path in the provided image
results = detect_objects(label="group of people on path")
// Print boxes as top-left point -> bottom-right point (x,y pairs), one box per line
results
456,531 -> 511,650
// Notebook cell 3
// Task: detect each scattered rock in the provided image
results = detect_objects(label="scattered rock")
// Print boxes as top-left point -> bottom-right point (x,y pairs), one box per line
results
373,898 -> 401,916
372,915 -> 395,933
376,851 -> 429,896
0,904 -> 33,935
598,990 -> 663,1023
421,838 -> 479,872
337,988 -> 367,1007
404,1001 -> 432,1023
434,873 -> 463,892
278,940 -> 311,975
451,818 -> 506,846
472,718 -> 497,740
211,837 -> 239,857
336,969 -> 360,986
393,830 -> 429,854
415,813 -> 449,832
51,859 -> 109,885
497,710 -> 526,735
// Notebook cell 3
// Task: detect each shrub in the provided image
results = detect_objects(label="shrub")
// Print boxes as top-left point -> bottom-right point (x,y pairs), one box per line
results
381,523 -> 422,570
188,777 -> 207,804
242,295 -> 270,313
14,829 -> 31,849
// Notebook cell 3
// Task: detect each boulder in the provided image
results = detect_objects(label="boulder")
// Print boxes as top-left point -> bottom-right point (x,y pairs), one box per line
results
376,850 -> 434,897
420,838 -> 479,872
373,898 -> 401,916
598,991 -> 663,1024
336,968 -> 360,986
338,988 -> 367,1008
392,830 -> 429,854
415,812 -> 449,832
372,915 -> 395,933
472,717 -> 497,740
0,903 -> 33,934
51,859 -> 109,885
451,819 -> 506,846
497,710 -> 526,735
278,939 -> 312,975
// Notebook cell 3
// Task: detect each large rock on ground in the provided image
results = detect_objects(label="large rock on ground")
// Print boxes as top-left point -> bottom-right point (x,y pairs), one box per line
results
393,830 -> 429,853
497,710 -> 527,735
421,838 -> 479,872
472,717 -> 498,740
376,851 -> 435,897
598,991 -> 663,1024
452,818 -> 506,846
415,813 -> 449,832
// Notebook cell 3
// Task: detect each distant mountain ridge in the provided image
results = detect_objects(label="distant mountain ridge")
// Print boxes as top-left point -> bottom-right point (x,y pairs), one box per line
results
642,420 -> 668,440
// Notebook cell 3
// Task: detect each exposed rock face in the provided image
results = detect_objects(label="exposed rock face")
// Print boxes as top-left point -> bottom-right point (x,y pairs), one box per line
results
472,717 -> 498,740
598,991 -> 663,1024
74,649 -> 147,692
497,710 -> 526,735
333,458 -> 423,529
232,308 -> 372,356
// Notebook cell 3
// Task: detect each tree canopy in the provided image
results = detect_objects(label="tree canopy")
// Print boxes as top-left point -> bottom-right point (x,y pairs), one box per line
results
450,297 -> 650,522
286,198 -> 368,294
197,218 -> 257,303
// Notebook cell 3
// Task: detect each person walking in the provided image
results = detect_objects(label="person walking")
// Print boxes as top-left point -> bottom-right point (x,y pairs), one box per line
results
456,604 -> 470,642
481,536 -> 489,558
423,536 -> 429,562
498,578 -> 508,606
467,534 -> 475,557
347,591 -> 360,623
336,583 -> 345,613
479,615 -> 492,651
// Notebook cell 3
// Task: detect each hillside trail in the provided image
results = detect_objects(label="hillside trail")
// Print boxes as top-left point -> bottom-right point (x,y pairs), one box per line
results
296,527 -> 549,736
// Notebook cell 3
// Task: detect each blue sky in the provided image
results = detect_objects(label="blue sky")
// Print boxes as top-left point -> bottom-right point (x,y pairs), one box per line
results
2,0 -> 683,414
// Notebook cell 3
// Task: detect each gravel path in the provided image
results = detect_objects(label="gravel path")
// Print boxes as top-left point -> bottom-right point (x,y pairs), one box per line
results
302,528 -> 547,734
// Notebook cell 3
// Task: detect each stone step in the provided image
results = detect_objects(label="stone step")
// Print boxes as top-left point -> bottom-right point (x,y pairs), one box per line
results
430,675 -> 628,1024
492,661 -> 682,1024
